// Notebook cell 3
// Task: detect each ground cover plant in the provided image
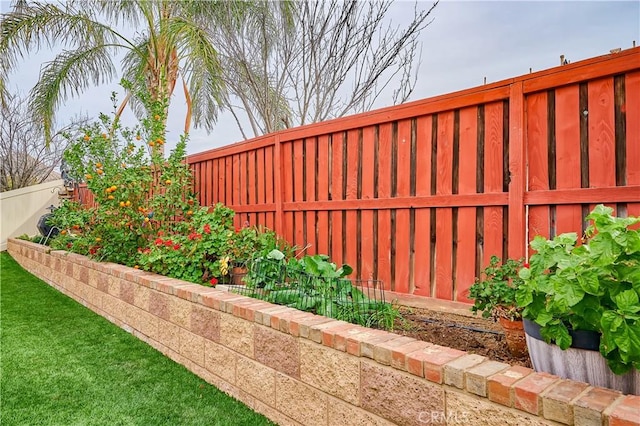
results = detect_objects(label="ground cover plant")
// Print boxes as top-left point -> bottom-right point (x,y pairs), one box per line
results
0,252 -> 274,426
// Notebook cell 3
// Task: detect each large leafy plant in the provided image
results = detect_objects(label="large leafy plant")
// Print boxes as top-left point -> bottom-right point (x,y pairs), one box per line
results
516,205 -> 640,374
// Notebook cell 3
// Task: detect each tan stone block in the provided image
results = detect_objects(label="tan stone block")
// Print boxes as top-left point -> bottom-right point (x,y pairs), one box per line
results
133,285 -> 151,310
107,275 -> 122,297
445,389 -> 557,426
219,313 -> 254,358
236,356 -> 276,405
300,340 -> 359,404
204,341 -> 237,384
179,329 -> 205,366
102,294 -> 126,321
87,268 -> 99,288
255,326 -> 300,378
251,399 -> 302,426
328,397 -> 396,426
119,280 -> 135,305
96,271 -> 110,292
360,360 -> 444,426
465,360 -> 510,397
130,306 -> 158,339
276,373 -> 328,426
191,305 -> 220,342
78,266 -> 89,285
149,290 -> 170,320
169,296 -> 192,329
157,320 -> 181,352
443,353 -> 486,389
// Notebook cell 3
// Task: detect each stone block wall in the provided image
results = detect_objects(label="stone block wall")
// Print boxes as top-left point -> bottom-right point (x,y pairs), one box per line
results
7,238 -> 639,426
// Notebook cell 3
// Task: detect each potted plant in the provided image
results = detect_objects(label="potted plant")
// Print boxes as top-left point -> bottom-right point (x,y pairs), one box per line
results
516,205 -> 640,394
469,256 -> 528,357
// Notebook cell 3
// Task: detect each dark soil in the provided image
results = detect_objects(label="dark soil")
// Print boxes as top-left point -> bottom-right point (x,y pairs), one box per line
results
393,306 -> 532,368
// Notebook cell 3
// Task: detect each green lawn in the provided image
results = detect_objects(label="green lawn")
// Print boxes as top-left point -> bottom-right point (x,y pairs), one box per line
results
0,252 -> 274,426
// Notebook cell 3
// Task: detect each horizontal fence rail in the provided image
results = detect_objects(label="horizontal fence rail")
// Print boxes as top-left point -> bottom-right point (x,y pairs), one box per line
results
186,48 -> 639,302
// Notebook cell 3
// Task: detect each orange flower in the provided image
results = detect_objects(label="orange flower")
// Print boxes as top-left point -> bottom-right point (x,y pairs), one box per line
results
107,195 -> 114,200
85,174 -> 92,180
154,114 -> 160,120
95,162 -> 102,168
149,141 -> 155,147
165,179 -> 171,185
136,134 -> 141,140
83,135 -> 90,141
96,169 -> 103,175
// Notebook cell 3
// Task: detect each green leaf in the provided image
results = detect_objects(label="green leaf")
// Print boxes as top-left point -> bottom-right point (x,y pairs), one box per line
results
553,277 -> 585,307
614,289 -> 640,314
577,271 -> 600,295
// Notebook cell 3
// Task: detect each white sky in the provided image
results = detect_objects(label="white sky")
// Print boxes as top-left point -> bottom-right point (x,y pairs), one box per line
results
3,0 -> 639,155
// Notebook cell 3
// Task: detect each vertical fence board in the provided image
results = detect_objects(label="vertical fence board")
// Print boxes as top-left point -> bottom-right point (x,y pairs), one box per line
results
316,135 -> 330,254
265,146 -> 275,229
331,133 -> 345,264
414,115 -> 433,296
282,142 -> 294,244
395,119 -> 412,293
377,123 -> 392,290
293,140 -> 305,251
527,92 -> 550,243
361,126 -> 376,281
345,130 -> 359,275
626,72 -> 640,219
555,85 -> 583,234
256,148 -> 265,226
456,106 -> 478,302
216,158 -> 224,206
483,102 -> 505,267
305,138 -> 317,255
588,77 -> 616,189
435,112 -> 454,299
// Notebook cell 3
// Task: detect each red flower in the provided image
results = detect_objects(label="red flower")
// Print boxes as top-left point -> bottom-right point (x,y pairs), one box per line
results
188,232 -> 201,241
155,238 -> 164,246
164,240 -> 174,247
173,244 -> 181,250
210,277 -> 218,287
203,224 -> 211,234
157,230 -> 164,236
523,262 -> 530,268
235,227 -> 241,233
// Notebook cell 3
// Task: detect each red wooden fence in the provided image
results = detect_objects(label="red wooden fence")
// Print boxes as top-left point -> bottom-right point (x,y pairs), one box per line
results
186,48 -> 640,303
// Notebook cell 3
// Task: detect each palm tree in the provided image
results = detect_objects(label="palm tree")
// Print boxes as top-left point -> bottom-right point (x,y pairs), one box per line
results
1,0 -> 288,151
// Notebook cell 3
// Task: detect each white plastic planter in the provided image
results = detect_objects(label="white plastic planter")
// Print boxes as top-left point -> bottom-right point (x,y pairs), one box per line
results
524,319 -> 639,395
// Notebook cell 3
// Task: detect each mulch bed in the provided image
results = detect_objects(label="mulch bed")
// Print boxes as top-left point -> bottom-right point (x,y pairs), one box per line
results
392,306 -> 532,368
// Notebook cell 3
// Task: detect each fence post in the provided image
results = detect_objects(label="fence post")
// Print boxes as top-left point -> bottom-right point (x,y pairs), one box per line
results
273,134 -> 284,235
508,81 -> 526,260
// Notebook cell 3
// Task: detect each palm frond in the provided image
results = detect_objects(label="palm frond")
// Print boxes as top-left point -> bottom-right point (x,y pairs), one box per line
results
29,46 -> 116,145
168,17 -> 224,131
0,2 -> 119,72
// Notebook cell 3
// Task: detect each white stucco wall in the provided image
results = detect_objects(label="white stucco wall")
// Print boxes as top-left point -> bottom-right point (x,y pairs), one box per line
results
0,180 -> 64,251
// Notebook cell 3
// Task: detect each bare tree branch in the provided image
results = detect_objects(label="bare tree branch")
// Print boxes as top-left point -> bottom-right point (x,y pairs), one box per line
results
211,1 -> 438,138
0,93 -> 86,191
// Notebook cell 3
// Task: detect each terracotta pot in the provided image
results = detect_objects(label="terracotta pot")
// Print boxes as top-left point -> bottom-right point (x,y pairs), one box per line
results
498,317 -> 527,358
231,266 -> 248,285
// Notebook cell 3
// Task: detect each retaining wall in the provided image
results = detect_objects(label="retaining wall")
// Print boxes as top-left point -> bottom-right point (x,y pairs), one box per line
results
8,238 -> 639,426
